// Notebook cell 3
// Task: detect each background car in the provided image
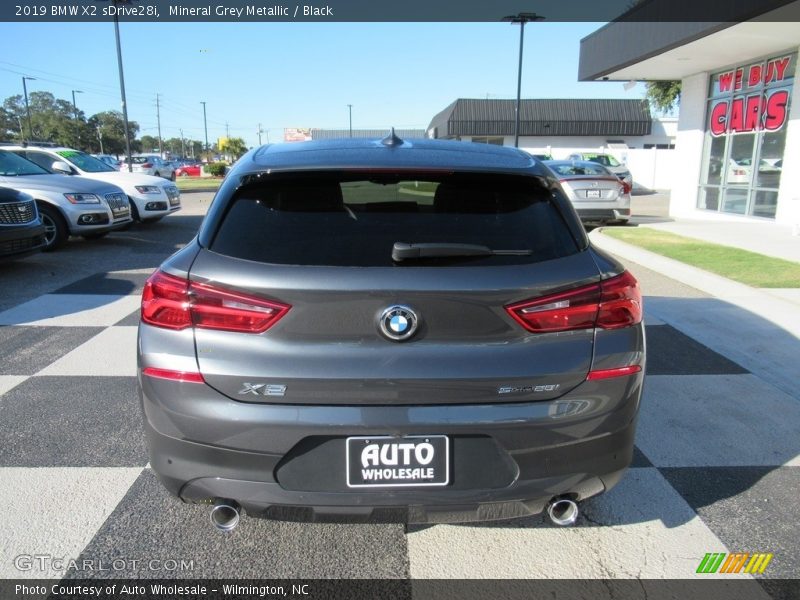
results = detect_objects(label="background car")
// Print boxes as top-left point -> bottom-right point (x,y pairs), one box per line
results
8,146 -> 181,224
545,159 -> 631,225
138,136 -> 644,529
566,152 -> 632,186
0,187 -> 46,259
120,155 -> 176,180
175,164 -> 202,177
0,150 -> 131,251
92,154 -> 122,170
528,153 -> 553,161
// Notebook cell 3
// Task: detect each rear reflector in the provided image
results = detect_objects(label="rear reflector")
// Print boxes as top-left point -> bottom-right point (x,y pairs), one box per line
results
586,365 -> 642,381
142,367 -> 205,383
505,271 -> 642,333
141,270 -> 291,333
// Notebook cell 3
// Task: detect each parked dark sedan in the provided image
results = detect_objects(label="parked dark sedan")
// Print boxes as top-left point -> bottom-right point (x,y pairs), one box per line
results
138,134 -> 645,530
0,187 -> 46,259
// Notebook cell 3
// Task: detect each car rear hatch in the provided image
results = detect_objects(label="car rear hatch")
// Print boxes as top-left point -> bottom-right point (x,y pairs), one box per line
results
162,171 -> 608,406
561,176 -> 624,201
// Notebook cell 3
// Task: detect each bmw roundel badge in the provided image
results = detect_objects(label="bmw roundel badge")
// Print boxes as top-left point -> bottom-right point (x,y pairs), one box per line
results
378,305 -> 419,341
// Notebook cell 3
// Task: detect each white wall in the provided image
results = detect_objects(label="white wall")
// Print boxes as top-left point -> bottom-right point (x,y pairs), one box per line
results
670,71 -> 709,218
620,149 -> 679,190
775,44 -> 800,228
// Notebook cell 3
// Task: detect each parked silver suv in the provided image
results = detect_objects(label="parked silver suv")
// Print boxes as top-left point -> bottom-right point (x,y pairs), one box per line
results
0,150 -> 131,251
9,146 -> 181,223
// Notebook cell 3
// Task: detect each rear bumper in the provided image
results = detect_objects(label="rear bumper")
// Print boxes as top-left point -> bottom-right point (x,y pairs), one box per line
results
577,208 -> 630,223
140,370 -> 644,523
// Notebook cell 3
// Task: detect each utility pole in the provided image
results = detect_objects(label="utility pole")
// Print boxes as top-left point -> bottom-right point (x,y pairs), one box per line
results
155,93 -> 163,156
503,12 -> 544,148
97,126 -> 104,154
347,104 -> 353,137
22,76 -> 36,141
200,101 -> 208,158
113,1 -> 133,171
225,121 -> 230,138
179,128 -> 186,158
71,90 -> 83,149
257,123 -> 263,145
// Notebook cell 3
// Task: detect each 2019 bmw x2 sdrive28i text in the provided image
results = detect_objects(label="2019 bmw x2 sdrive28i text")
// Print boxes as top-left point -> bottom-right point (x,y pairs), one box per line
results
138,133 -> 645,530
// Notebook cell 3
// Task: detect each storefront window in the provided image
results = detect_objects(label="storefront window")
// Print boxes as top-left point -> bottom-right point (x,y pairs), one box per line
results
698,52 -> 795,219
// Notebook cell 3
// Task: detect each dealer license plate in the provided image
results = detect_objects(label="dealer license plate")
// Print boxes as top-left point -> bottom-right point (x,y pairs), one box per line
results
586,189 -> 602,198
346,435 -> 450,488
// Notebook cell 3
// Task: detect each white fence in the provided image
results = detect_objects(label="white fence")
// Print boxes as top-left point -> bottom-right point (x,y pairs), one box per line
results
613,148 -> 679,191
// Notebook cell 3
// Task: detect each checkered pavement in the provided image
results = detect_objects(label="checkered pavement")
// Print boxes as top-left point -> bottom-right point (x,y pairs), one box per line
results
0,268 -> 797,584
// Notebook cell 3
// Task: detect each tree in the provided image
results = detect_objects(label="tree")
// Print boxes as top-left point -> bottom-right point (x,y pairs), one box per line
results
645,81 -> 681,115
139,135 -> 159,153
87,111 -> 139,155
219,136 -> 247,161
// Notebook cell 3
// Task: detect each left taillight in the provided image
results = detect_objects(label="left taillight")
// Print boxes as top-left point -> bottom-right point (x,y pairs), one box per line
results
505,271 -> 642,333
141,270 -> 291,334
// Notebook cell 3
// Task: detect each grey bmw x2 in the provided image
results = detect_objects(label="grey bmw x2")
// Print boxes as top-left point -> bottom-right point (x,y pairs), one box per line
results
138,134 -> 645,529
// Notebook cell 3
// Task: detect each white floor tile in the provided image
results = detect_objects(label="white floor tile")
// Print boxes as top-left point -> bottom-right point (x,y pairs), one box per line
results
36,327 -> 138,377
0,467 -> 142,578
407,469 -> 740,580
0,376 -> 28,397
0,294 -> 140,327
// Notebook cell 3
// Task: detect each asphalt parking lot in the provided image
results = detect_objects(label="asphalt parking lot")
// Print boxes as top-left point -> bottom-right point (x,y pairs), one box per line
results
0,192 -> 797,587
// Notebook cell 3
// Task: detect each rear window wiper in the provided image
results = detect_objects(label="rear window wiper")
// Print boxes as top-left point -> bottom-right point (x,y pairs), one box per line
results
392,242 -> 532,262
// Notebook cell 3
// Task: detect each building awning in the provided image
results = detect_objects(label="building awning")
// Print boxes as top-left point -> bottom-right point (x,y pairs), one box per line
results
428,99 -> 652,138
579,0 -> 800,81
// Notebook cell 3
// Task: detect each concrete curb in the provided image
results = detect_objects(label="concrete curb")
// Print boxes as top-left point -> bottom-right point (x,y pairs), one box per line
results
589,229 -> 800,338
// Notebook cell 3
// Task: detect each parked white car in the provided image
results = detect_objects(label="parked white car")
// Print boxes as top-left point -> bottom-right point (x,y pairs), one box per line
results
0,150 -> 132,251
121,155 -> 176,181
544,159 -> 631,225
8,146 -> 181,223
566,152 -> 633,186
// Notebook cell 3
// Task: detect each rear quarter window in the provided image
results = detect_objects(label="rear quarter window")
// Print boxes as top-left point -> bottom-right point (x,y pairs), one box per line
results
209,172 -> 579,267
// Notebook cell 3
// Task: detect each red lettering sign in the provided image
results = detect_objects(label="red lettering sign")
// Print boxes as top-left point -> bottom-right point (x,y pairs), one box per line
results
708,91 -> 789,136
764,90 -> 789,131
715,56 -> 793,95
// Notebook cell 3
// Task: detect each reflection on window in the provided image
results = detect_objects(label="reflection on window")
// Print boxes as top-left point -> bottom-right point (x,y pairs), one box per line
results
753,191 -> 778,219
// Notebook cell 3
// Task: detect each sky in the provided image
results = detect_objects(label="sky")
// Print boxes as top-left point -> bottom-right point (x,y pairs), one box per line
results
0,21 -> 645,149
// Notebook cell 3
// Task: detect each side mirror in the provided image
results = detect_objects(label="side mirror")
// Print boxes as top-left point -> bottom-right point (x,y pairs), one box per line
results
51,161 -> 73,175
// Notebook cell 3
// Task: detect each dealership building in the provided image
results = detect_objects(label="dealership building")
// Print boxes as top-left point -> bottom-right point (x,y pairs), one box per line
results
427,98 -> 677,155
579,3 -> 800,225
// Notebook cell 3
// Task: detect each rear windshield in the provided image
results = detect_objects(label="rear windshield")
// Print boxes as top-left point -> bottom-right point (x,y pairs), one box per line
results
547,162 -> 611,177
210,172 -> 579,267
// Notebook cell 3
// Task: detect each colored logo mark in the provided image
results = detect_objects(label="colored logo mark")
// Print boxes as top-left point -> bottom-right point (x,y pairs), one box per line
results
696,552 -> 773,574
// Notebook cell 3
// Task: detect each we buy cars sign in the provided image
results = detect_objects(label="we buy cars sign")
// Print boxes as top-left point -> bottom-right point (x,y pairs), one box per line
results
708,54 -> 794,136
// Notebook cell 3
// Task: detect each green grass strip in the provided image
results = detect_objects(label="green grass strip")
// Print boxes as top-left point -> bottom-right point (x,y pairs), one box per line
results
176,177 -> 222,191
603,227 -> 800,288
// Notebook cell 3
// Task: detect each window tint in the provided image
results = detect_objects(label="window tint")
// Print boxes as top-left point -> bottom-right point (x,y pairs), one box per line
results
547,162 -> 610,176
0,151 -> 52,176
15,151 -> 58,172
56,150 -> 116,173
210,172 -> 578,267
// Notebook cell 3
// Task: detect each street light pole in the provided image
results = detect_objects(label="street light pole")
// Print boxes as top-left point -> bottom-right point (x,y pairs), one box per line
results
21,76 -> 36,142
71,90 -> 83,148
200,101 -> 208,158
112,2 -> 133,171
503,12 -> 544,148
257,123 -> 263,146
347,104 -> 353,137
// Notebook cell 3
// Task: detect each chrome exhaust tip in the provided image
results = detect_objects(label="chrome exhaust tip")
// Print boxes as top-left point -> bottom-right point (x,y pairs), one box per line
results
547,498 -> 579,526
210,500 -> 241,532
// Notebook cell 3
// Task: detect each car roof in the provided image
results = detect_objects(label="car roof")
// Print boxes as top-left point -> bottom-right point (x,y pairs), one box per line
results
234,136 -> 542,175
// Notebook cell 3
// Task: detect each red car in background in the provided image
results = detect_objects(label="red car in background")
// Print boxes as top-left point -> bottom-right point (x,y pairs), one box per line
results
175,164 -> 202,177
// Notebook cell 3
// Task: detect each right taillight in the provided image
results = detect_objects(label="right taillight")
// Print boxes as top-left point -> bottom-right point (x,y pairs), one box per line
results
141,270 -> 291,334
621,181 -> 632,195
505,271 -> 642,333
